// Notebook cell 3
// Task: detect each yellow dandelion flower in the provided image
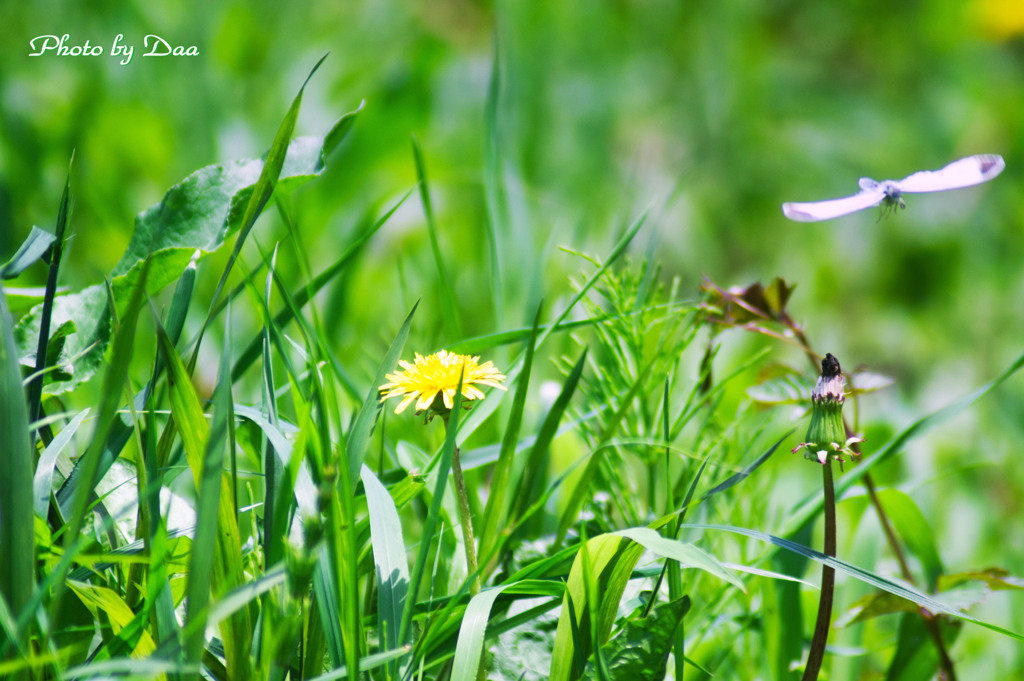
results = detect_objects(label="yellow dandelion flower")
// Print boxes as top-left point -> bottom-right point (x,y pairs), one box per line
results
378,350 -> 507,415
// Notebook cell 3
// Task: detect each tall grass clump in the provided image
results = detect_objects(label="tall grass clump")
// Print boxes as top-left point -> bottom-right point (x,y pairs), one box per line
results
2,55 -> 1024,681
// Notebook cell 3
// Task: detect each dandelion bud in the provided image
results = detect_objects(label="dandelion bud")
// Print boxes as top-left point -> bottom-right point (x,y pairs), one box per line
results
792,353 -> 864,468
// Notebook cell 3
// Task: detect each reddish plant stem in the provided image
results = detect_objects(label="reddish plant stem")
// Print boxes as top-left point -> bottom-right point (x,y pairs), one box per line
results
802,460 -> 837,681
792,329 -> 955,680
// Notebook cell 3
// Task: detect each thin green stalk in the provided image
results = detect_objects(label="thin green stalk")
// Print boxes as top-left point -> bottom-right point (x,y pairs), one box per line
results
449,439 -> 481,596
802,460 -> 836,681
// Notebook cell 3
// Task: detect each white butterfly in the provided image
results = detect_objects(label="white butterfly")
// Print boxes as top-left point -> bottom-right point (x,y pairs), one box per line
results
782,154 -> 1005,222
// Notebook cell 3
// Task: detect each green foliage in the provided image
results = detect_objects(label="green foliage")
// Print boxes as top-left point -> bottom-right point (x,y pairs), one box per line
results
581,596 -> 690,681
3,4 -> 1024,680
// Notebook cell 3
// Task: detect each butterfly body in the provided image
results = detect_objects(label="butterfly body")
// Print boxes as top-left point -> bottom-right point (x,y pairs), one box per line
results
782,154 -> 1004,222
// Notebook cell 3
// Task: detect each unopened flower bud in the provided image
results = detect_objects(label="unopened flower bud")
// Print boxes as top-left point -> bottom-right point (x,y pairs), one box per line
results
792,353 -> 864,468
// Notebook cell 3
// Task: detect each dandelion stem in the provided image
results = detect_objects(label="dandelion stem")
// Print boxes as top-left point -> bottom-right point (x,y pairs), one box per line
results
450,442 -> 481,596
803,459 -> 836,681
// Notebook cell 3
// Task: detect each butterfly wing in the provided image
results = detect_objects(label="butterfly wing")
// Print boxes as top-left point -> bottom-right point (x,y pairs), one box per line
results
782,187 -> 887,222
895,154 -> 1005,193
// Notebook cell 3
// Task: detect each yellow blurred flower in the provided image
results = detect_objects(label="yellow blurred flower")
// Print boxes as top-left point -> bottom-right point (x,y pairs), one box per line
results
976,0 -> 1024,40
378,350 -> 507,415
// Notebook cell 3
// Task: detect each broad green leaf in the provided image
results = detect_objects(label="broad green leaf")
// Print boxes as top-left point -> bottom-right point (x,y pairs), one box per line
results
581,596 -> 690,681
14,99 -> 363,395
938,568 -> 1024,592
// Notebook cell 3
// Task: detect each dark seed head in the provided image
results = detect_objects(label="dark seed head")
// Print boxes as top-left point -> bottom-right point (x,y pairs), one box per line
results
821,353 -> 841,379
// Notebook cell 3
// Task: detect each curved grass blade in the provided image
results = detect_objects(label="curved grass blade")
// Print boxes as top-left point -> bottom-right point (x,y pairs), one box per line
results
361,465 -> 410,680
1,226 -> 56,280
346,301 -> 418,486
159,309 -> 252,676
33,408 -> 89,519
685,523 -> 1024,642
191,54 -> 328,365
550,533 -> 646,681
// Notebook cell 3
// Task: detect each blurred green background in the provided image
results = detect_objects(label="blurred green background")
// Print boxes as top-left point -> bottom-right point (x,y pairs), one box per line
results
3,0 -> 1024,674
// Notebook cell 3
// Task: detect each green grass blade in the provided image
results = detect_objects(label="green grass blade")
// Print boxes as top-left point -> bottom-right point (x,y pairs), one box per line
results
685,523 -> 1024,642
450,585 -> 506,681
478,302 -> 542,565
231,188 -> 411,382
160,310 -> 251,675
314,550 -> 345,668
32,408 -> 89,518
455,208 -> 647,446
612,527 -> 743,591
512,347 -> 587,527
445,303 -> 690,356
1,226 -> 56,280
0,289 -> 35,667
482,35 -> 505,322
26,155 -> 72,443
346,301 -> 418,486
411,134 -> 461,339
361,466 -> 410,679
192,54 -> 327,364
550,534 -> 646,681
399,371 -> 466,645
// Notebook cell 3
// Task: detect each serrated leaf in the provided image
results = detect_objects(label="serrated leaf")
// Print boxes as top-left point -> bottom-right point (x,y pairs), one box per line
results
938,568 -> 1024,592
581,596 -> 690,681
14,103 -> 362,396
